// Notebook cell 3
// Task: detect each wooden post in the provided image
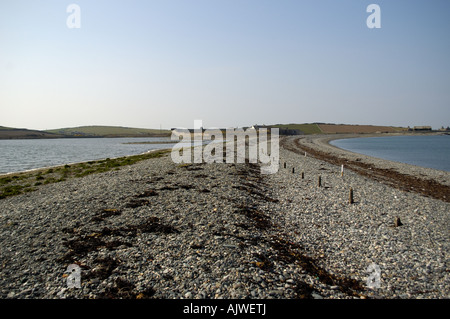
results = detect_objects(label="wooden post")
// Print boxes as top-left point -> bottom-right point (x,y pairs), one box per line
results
341,164 -> 344,177
292,167 -> 295,174
349,187 -> 354,204
284,162 -> 286,169
318,176 -> 321,187
301,171 -> 304,179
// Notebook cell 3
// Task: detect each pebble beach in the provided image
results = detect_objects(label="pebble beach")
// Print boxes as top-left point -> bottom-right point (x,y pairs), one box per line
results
0,135 -> 448,299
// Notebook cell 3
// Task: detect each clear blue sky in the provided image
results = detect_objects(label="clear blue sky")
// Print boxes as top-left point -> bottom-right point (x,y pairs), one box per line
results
1,0 -> 449,130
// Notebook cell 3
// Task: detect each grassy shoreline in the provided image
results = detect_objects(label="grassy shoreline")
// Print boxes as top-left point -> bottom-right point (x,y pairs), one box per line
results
0,149 -> 171,200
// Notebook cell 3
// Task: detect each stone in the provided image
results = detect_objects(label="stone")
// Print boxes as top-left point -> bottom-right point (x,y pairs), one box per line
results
394,217 -> 403,227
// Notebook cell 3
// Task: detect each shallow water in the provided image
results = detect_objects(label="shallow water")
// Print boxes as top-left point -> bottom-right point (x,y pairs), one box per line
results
330,135 -> 450,172
0,137 -> 174,174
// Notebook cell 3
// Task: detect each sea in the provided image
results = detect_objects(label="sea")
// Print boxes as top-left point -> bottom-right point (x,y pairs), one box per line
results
0,137 -> 180,175
330,135 -> 450,172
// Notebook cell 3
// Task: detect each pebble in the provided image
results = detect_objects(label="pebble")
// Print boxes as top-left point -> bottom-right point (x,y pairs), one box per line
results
0,136 -> 448,299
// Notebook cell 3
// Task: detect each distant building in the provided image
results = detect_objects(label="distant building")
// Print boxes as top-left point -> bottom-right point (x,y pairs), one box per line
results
250,125 -> 271,130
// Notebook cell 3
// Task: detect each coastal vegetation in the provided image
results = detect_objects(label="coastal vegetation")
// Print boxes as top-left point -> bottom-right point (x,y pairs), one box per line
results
0,149 -> 170,200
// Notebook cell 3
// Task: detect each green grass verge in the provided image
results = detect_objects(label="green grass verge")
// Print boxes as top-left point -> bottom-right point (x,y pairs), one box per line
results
0,149 -> 170,200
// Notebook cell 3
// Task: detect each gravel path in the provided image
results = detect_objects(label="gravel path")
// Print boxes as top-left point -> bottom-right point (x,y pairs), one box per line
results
0,136 -> 448,299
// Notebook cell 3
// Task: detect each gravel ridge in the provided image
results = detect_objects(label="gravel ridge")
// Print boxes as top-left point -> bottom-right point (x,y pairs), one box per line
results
0,137 -> 448,299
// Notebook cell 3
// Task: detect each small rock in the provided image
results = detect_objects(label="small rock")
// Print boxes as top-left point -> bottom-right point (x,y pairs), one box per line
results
232,282 -> 242,289
311,292 -> 323,299
330,285 -> 339,290
394,217 -> 403,227
223,244 -> 238,248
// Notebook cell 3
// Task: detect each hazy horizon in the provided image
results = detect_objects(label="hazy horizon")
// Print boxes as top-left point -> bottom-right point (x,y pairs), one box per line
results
1,0 -> 449,131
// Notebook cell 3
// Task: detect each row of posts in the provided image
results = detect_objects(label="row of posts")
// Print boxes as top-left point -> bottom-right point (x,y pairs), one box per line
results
283,161 -> 354,204
283,155 -> 402,226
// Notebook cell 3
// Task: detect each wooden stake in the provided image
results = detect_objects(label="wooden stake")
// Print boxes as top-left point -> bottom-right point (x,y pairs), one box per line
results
301,171 -> 304,179
318,176 -> 321,187
341,164 -> 344,177
394,217 -> 403,227
284,162 -> 286,169
349,187 -> 354,204
292,167 -> 295,174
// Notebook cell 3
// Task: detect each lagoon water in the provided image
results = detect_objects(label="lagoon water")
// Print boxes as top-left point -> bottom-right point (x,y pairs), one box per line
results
330,135 -> 450,172
0,137 -> 176,175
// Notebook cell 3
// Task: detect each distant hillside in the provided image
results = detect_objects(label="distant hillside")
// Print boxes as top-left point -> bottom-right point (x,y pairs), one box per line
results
1,123 -> 411,140
317,123 -> 408,134
271,123 -> 408,135
45,126 -> 171,138
0,126 -> 64,139
271,123 -> 322,134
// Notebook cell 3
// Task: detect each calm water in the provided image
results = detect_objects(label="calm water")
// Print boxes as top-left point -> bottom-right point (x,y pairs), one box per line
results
330,135 -> 450,172
0,137 -> 177,174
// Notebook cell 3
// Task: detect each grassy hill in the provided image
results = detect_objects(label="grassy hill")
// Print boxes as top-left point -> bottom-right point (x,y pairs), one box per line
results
271,123 -> 322,134
1,123 -> 411,139
0,126 -> 64,139
317,123 -> 408,134
271,123 -> 408,134
45,126 -> 171,137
